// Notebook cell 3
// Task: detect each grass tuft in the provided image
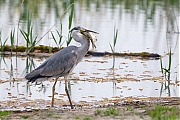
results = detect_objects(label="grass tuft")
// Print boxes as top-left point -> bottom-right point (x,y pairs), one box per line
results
19,11 -> 37,53
110,25 -> 118,53
0,30 -> 8,52
147,105 -> 179,120
126,105 -> 134,111
96,107 -> 119,116
160,49 -> 172,96
0,111 -> 11,117
21,115 -> 29,119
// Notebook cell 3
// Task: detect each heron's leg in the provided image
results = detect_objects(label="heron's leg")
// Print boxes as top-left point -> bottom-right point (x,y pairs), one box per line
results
64,76 -> 73,109
51,78 -> 58,107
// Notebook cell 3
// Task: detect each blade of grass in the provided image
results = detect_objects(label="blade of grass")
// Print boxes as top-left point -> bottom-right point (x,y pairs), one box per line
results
19,11 -> 38,53
160,57 -> 164,74
109,43 -> 114,53
68,3 -> 74,30
56,30 -> 63,46
0,37 -> 8,52
113,27 -> 118,47
10,28 -> 15,49
51,31 -> 59,47
168,49 -> 172,71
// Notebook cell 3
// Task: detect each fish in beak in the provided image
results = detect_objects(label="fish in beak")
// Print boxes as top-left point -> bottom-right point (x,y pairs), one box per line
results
80,29 -> 99,48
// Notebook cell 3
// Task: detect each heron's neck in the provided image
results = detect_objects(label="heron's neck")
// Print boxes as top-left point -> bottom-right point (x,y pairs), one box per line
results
76,38 -> 90,63
78,38 -> 90,55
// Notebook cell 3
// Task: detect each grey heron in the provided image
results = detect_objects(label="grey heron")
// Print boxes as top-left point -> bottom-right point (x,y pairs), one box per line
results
25,26 -> 98,109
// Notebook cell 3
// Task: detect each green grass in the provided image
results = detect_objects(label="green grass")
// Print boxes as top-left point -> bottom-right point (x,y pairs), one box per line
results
0,111 -> 11,118
147,105 -> 179,120
0,2 -> 75,54
75,115 -> 94,120
36,110 -> 61,119
66,3 -> 74,47
20,11 -> 37,53
45,110 -> 61,118
83,117 -> 94,120
96,107 -> 119,116
51,29 -> 64,49
21,115 -> 29,119
75,116 -> 80,119
10,28 -> 15,54
110,25 -> 118,53
126,105 -> 134,111
160,49 -> 172,96
0,30 -> 8,52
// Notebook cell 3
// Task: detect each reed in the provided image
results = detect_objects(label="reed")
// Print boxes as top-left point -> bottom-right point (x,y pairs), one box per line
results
109,25 -> 118,69
66,3 -> 74,46
35,3 -> 74,47
110,25 -> 118,53
160,49 -> 172,96
19,12 -> 37,53
10,29 -> 15,54
51,29 -> 64,49
0,30 -> 8,52
48,45 -> 53,53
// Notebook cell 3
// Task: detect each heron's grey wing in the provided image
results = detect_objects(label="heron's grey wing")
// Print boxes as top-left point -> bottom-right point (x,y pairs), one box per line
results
25,46 -> 78,82
40,48 -> 78,77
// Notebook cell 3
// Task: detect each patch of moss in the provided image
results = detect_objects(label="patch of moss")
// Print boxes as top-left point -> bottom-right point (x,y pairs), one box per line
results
14,46 -> 26,52
140,52 -> 150,57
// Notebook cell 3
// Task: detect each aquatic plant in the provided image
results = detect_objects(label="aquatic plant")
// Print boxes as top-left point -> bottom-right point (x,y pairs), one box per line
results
33,3 -> 74,50
0,30 -> 8,52
110,25 -> 118,53
110,25 -> 118,69
10,29 -> 15,54
19,12 -> 37,53
66,2 -> 74,47
48,45 -> 53,53
51,28 -> 64,49
22,56 -> 36,76
160,49 -> 172,96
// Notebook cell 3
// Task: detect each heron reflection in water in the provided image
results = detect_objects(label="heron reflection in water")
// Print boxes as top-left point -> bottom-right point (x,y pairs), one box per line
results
25,26 -> 98,109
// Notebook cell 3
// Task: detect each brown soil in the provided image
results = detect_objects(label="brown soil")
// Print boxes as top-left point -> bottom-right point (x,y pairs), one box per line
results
1,97 -> 180,120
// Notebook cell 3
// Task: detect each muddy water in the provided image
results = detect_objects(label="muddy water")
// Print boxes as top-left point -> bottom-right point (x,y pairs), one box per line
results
0,56 -> 179,104
0,0 -> 179,109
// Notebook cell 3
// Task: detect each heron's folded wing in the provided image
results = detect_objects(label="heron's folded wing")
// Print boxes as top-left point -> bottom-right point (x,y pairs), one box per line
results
40,50 -> 77,77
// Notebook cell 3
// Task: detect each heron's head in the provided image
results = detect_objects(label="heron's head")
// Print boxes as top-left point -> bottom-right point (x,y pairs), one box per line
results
70,26 -> 99,48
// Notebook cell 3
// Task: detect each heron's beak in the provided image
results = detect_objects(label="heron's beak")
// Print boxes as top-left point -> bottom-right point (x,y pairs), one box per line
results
83,29 -> 99,34
80,29 -> 99,49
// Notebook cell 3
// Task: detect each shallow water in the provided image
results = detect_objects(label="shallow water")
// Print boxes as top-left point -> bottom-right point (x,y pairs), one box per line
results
0,0 -> 179,108
0,56 -> 179,104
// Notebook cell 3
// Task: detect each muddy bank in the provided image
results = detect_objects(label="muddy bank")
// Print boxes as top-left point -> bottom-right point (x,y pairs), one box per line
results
0,45 -> 160,59
0,97 -> 179,120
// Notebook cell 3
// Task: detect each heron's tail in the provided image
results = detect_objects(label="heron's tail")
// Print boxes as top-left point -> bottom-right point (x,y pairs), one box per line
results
25,69 -> 42,83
